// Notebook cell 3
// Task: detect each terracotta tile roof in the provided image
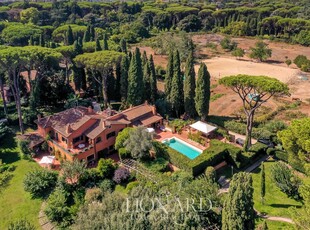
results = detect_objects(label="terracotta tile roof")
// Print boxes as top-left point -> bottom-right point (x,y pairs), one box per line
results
84,119 -> 106,139
36,106 -> 95,137
121,104 -> 154,121
132,115 -> 163,127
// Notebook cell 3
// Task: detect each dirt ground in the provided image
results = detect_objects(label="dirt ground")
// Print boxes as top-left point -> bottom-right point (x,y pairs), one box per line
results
135,34 -> 310,118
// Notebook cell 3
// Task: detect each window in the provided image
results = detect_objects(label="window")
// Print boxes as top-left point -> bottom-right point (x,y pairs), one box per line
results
106,131 -> 116,140
96,137 -> 102,143
62,137 -> 67,143
73,135 -> 83,144
109,145 -> 114,151
55,132 -> 58,141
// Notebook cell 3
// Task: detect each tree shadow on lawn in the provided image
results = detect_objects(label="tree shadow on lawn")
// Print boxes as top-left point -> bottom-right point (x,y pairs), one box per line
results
269,203 -> 302,209
0,133 -> 20,164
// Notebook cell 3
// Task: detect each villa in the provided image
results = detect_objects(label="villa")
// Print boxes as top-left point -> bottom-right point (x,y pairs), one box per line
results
35,102 -> 163,164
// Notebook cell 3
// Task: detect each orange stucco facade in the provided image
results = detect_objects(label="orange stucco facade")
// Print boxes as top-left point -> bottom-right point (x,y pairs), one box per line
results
36,104 -> 163,164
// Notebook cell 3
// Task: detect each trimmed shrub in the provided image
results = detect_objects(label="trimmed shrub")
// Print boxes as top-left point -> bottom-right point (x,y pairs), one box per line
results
8,219 -> 35,230
18,139 -> 31,156
143,157 -> 168,173
99,179 -> 114,193
248,142 -> 267,155
23,169 -> 58,198
126,181 -> 139,193
84,188 -> 103,203
118,147 -> 131,159
274,150 -> 288,162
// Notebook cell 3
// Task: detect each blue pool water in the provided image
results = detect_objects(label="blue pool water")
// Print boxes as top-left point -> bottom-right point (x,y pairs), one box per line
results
164,138 -> 202,160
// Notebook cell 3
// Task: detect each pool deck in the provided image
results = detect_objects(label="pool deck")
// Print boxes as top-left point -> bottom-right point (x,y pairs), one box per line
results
154,129 -> 208,151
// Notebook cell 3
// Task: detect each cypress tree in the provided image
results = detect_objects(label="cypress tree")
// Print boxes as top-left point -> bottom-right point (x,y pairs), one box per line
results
107,67 -> 115,101
222,172 -> 255,230
102,34 -> 109,50
120,55 -> 130,100
114,60 -> 121,101
142,50 -> 148,67
149,54 -> 157,104
261,163 -> 266,204
120,38 -> 127,53
95,38 -> 102,51
73,40 -> 82,56
170,50 -> 183,117
184,52 -> 196,118
143,61 -> 151,102
67,25 -> 74,45
39,34 -> 45,47
78,36 -> 83,48
83,25 -> 91,43
165,51 -> 173,101
29,36 -> 34,46
127,48 -> 144,105
195,63 -> 210,121
90,25 -> 95,41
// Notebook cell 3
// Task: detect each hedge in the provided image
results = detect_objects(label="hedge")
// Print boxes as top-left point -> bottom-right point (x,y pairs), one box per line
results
154,140 -> 267,176
273,150 -> 288,162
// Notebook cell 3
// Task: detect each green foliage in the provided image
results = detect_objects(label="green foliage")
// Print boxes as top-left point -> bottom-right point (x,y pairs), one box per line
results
270,162 -> 302,200
0,123 -> 11,141
249,41 -> 272,62
115,127 -> 133,150
18,140 -> 31,156
188,131 -> 204,145
20,7 -> 39,24
205,166 -> 216,182
170,50 -> 183,116
97,158 -> 116,179
195,63 -> 211,120
157,140 -> 243,176
145,32 -> 195,61
290,184 -> 310,229
143,157 -> 168,173
124,127 -> 153,160
127,48 -> 144,105
221,21 -> 248,36
220,37 -> 237,51
294,30 -> 310,46
232,47 -> 245,58
99,179 -> 114,193
8,219 -> 35,230
261,163 -> 266,204
44,188 -> 71,225
222,172 -> 255,230
1,23 -> 42,46
52,24 -> 87,43
183,52 -> 196,117
294,55 -> 309,68
23,169 -> 58,198
61,159 -> 87,186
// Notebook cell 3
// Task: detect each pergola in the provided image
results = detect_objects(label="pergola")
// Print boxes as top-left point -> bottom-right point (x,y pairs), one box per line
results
189,121 -> 217,137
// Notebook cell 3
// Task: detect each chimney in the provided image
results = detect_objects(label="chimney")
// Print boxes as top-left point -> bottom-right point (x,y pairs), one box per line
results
66,124 -> 72,134
37,114 -> 42,121
152,105 -> 157,115
88,106 -> 93,114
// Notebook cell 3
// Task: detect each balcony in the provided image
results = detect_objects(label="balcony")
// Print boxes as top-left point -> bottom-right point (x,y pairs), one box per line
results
50,140 -> 94,156
70,142 -> 94,155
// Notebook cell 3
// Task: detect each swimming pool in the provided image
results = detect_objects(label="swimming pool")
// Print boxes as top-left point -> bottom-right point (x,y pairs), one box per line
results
162,137 -> 202,160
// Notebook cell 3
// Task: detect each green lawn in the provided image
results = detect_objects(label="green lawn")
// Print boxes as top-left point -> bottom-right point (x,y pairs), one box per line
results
251,160 -> 302,218
255,217 -> 294,230
0,134 -> 42,229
